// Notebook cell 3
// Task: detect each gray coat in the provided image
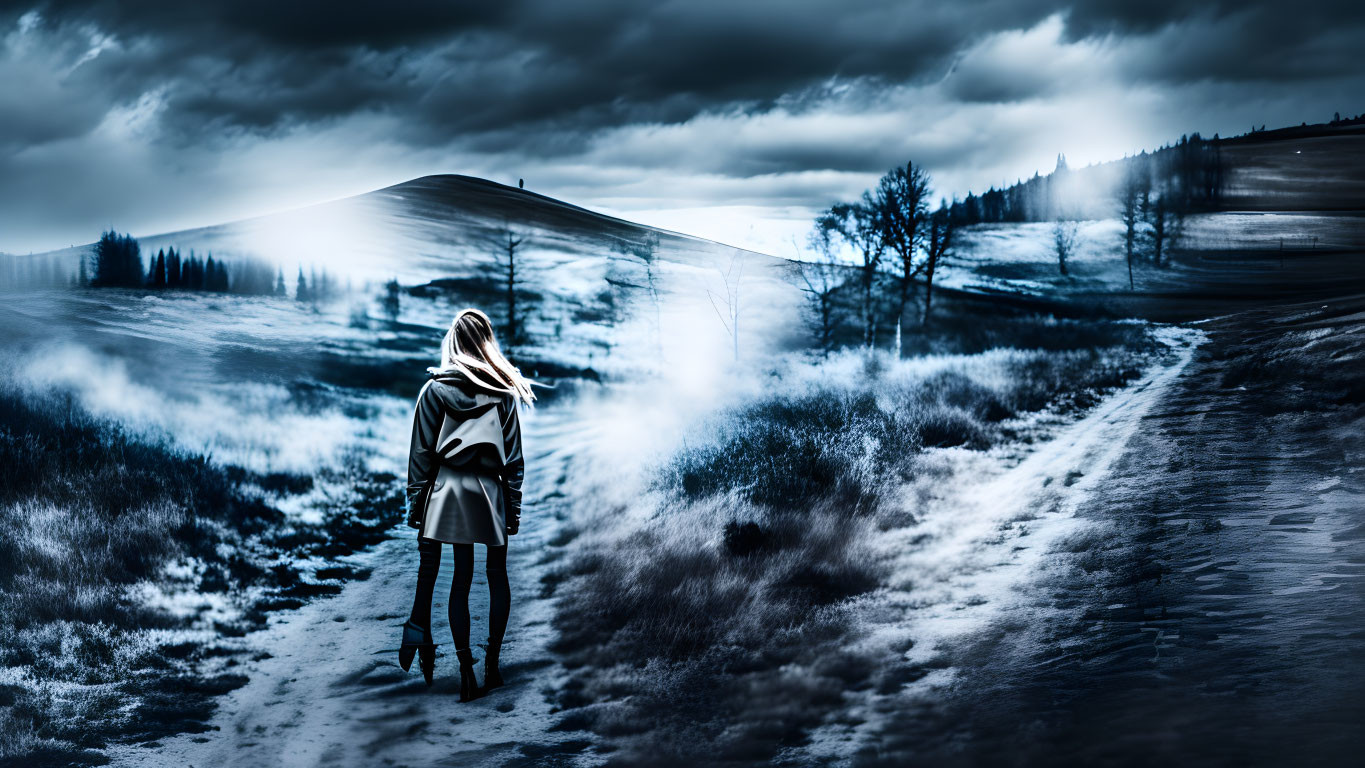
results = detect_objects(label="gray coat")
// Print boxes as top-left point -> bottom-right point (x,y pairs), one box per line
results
405,372 -> 524,544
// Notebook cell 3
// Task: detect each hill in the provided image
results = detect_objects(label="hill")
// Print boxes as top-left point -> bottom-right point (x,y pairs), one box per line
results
15,175 -> 807,377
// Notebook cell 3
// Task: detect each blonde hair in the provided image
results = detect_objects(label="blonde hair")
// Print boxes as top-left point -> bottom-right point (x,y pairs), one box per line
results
428,308 -> 536,404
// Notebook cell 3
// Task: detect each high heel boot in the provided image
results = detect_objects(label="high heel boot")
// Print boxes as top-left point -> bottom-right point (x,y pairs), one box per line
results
483,640 -> 505,690
455,647 -> 482,702
399,621 -> 436,686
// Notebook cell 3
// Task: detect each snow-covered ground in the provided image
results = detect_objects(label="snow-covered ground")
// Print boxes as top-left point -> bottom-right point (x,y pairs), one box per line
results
105,403 -> 593,768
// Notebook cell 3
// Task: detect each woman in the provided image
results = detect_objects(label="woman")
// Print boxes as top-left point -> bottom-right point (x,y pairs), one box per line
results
399,308 -> 533,701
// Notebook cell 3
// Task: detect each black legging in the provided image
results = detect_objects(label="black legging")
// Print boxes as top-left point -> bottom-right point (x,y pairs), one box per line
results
409,538 -> 509,653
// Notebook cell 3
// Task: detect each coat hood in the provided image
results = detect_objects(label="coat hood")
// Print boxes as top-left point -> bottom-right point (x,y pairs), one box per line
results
423,369 -> 507,413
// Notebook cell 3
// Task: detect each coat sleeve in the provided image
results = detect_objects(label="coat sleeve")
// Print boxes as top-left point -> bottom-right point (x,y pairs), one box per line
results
501,396 -> 525,535
406,382 -> 442,530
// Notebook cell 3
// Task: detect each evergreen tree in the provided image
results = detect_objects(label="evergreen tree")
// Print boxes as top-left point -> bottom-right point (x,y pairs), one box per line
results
275,267 -> 287,296
216,256 -> 231,291
77,254 -> 89,287
91,230 -> 143,287
151,249 -> 167,288
185,252 -> 204,290
296,266 -> 311,302
167,247 -> 181,287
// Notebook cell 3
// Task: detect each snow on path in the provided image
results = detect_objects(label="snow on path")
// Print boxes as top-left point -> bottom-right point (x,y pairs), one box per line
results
800,326 -> 1205,762
109,405 -> 595,768
895,327 -> 1203,676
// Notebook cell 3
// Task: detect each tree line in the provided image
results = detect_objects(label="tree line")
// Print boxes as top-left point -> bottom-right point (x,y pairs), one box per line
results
64,229 -> 342,302
1048,139 -> 1214,286
947,133 -> 1224,227
0,229 -> 356,307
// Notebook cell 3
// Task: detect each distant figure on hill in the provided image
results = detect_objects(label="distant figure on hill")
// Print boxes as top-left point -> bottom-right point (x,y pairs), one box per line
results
518,178 -> 524,189
398,308 -> 534,702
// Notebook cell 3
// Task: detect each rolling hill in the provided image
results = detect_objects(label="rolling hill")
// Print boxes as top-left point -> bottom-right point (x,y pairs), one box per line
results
20,175 -> 809,378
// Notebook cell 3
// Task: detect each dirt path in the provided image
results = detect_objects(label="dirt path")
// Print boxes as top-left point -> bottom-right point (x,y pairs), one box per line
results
109,405 -> 595,768
797,326 -> 1204,762
839,296 -> 1365,766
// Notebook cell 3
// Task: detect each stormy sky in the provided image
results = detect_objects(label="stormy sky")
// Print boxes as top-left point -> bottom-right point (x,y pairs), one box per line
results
2,1 -> 1363,254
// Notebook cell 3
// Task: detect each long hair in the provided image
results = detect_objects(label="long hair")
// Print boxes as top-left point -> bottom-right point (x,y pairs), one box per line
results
428,308 -> 535,404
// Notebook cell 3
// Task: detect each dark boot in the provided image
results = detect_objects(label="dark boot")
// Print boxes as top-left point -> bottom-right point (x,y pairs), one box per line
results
399,621 -> 436,687
455,648 -> 482,702
484,640 -> 505,690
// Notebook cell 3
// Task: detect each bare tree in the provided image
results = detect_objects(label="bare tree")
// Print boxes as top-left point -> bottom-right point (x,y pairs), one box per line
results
796,234 -> 846,354
1052,219 -> 1079,276
708,250 -> 744,363
496,226 -> 526,348
816,196 -> 885,346
876,162 -> 931,332
920,209 -> 954,326
1116,163 -> 1148,290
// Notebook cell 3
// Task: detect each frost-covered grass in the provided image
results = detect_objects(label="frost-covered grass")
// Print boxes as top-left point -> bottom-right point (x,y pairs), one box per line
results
0,387 -> 400,766
547,319 -> 1157,763
663,348 -> 1143,516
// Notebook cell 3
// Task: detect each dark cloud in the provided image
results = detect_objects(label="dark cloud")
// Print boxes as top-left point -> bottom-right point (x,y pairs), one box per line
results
1061,0 -> 1365,38
5,0 -> 1362,146
3,0 -> 1063,145
1,0 -> 1363,252
1063,0 -> 1365,83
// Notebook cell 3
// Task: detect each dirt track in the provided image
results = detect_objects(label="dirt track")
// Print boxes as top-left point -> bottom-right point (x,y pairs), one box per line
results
855,293 -> 1365,766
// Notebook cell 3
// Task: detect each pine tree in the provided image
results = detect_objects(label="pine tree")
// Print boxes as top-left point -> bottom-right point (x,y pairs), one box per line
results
216,257 -> 231,291
296,266 -> 310,302
184,251 -> 199,290
152,250 -> 167,288
91,230 -> 143,287
275,267 -> 286,296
